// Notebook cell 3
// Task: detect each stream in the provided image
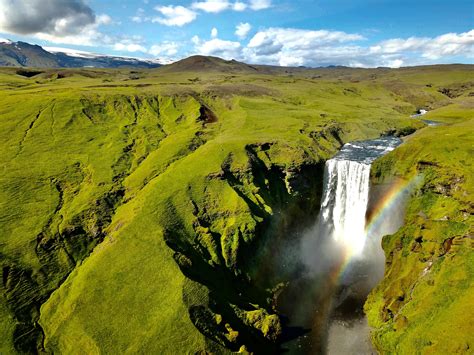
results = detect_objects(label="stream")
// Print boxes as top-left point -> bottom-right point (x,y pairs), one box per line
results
277,136 -> 411,354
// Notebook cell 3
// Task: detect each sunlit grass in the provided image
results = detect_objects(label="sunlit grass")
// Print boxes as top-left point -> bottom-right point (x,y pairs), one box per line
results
0,64 -> 472,353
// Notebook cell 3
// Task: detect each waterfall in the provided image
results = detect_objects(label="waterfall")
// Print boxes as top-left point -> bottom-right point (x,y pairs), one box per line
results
320,160 -> 372,256
283,136 -> 406,355
318,137 -> 402,257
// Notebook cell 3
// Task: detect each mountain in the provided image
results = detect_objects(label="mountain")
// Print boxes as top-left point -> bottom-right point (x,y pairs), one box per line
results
0,40 -> 308,73
160,55 -> 260,73
0,40 -> 161,69
160,55 -> 311,74
0,39 -> 58,67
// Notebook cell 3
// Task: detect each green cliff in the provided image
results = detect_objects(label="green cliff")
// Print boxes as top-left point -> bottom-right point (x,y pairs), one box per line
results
366,94 -> 473,353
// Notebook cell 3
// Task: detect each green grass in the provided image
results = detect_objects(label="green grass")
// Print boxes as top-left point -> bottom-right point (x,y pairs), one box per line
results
366,97 -> 474,354
0,64 -> 472,353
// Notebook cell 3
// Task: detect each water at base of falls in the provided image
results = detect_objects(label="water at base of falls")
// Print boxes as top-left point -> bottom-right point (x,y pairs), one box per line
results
278,136 -> 407,355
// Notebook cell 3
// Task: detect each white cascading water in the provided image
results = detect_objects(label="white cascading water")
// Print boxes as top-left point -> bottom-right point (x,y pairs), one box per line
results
319,160 -> 372,256
318,137 -> 402,257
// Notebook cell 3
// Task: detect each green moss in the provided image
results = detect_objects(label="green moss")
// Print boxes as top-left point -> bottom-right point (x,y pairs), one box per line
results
366,99 -> 473,353
242,310 -> 282,341
0,64 -> 471,353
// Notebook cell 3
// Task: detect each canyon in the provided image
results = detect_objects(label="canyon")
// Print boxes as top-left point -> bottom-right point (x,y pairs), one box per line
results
0,60 -> 472,354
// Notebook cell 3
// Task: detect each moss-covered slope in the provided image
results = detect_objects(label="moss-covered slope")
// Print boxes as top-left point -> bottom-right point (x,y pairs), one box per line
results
366,95 -> 474,353
0,64 -> 471,353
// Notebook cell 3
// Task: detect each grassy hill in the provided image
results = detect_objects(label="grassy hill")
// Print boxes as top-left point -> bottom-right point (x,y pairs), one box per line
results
159,55 -> 260,73
0,62 -> 472,353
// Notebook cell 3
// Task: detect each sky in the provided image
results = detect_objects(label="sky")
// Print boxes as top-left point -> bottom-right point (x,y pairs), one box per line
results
0,0 -> 473,67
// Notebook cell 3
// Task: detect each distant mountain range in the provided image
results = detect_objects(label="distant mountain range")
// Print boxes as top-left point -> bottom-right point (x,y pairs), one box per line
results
0,39 -> 312,73
3,39 -> 439,73
0,40 -> 162,69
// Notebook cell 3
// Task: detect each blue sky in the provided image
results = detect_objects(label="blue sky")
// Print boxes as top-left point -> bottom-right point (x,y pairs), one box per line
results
0,0 -> 472,67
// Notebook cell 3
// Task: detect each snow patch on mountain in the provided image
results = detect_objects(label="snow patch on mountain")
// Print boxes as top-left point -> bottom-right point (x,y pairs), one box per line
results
44,46 -> 101,59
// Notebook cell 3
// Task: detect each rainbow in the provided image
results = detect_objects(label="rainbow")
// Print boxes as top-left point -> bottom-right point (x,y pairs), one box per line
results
297,174 -> 422,348
333,174 -> 421,283
365,174 -> 421,243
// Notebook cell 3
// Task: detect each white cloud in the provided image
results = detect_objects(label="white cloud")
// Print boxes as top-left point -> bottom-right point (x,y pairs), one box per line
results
96,14 -> 112,25
242,28 -> 474,67
386,59 -> 404,68
190,0 -> 269,14
248,28 -> 364,49
131,8 -> 148,23
233,1 -> 247,11
111,35 -> 148,53
0,0 -> 114,45
370,30 -> 474,60
0,0 -> 94,35
114,27 -> 473,67
192,0 -> 230,13
189,28 -> 382,67
245,34 -> 366,67
249,0 -> 272,10
191,35 -> 201,45
245,28 -> 364,64
247,31 -> 283,55
34,24 -> 112,46
153,5 -> 197,26
113,43 -> 147,53
235,22 -> 251,39
192,36 -> 242,59
149,41 -> 180,56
